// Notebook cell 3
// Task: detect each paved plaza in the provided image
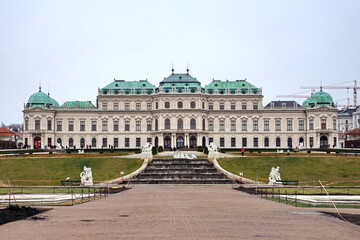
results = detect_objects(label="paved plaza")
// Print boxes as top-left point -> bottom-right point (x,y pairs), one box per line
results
1,185 -> 359,240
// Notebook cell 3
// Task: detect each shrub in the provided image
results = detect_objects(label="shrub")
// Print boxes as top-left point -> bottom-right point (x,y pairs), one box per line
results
197,146 -> 203,152
152,146 -> 158,155
135,150 -> 141,154
203,146 -> 209,154
49,151 -> 53,155
158,146 -> 164,152
220,149 -> 226,153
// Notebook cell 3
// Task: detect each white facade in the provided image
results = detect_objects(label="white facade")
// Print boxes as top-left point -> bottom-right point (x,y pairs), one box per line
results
23,72 -> 339,150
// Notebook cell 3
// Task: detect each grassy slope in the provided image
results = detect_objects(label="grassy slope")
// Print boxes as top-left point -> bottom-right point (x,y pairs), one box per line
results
218,156 -> 360,186
0,157 -> 143,186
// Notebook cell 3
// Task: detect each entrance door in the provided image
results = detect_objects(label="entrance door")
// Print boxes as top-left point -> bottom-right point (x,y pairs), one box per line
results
155,136 -> 159,147
176,136 -> 184,149
320,136 -> 328,148
164,136 -> 171,148
190,136 -> 197,148
202,136 -> 206,147
33,136 -> 41,149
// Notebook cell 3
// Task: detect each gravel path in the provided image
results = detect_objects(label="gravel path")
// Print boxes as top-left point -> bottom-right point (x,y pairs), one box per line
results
0,185 -> 359,240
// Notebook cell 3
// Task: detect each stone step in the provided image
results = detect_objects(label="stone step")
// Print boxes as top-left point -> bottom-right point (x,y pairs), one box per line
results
143,169 -> 219,174
131,179 -> 233,184
136,173 -> 228,179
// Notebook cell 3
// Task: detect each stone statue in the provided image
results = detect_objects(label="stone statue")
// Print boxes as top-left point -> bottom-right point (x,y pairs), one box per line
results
141,142 -> 153,160
173,151 -> 197,159
207,142 -> 220,160
80,166 -> 93,186
268,166 -> 281,185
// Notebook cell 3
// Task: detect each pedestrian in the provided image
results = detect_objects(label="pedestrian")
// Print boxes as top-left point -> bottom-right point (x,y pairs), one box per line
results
241,147 -> 245,156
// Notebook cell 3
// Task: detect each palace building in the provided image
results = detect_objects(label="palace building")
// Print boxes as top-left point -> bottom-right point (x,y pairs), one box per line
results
23,70 -> 339,150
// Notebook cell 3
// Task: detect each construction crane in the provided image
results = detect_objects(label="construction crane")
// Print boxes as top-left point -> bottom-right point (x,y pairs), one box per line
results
301,80 -> 359,107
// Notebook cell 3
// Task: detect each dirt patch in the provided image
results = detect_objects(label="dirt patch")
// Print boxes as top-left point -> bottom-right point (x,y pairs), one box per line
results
321,211 -> 360,226
0,205 -> 49,225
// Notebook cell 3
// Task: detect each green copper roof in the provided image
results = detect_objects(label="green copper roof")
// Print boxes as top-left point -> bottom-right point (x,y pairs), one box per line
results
27,87 -> 59,108
102,80 -> 155,90
302,89 -> 334,108
61,101 -> 95,108
160,73 -> 200,85
205,80 -> 256,89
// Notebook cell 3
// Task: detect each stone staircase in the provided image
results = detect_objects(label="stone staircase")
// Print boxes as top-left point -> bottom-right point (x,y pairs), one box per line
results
131,158 -> 234,184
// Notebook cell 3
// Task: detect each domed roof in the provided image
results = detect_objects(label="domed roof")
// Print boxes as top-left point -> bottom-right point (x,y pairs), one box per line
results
302,88 -> 334,108
27,87 -> 59,108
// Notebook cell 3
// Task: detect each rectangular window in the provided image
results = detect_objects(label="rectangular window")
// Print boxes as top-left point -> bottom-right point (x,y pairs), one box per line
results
231,103 -> 236,110
136,121 -> 141,131
114,121 -> 119,131
91,121 -> 97,131
47,120 -> 52,131
299,120 -> 304,131
47,138 -> 52,146
231,120 -> 236,131
102,138 -> 107,147
209,137 -> 214,144
56,121 -> 62,131
125,103 -> 130,110
309,120 -> 314,130
102,121 -> 108,131
136,137 -> 141,147
80,121 -> 85,131
125,121 -> 130,131
208,121 -> 214,131
35,120 -> 40,130
310,137 -> 314,147
147,138 -> 152,144
68,121 -> 74,131
242,137 -> 247,147
253,137 -> 258,147
321,119 -> 326,129
136,102 -> 141,110
220,137 -> 225,147
275,120 -> 281,131
264,120 -> 269,131
333,119 -> 336,130
25,119 -> 28,131
231,137 -> 236,147
125,138 -> 130,147
147,102 -> 152,110
253,102 -> 258,110
219,103 -> 224,110
114,102 -> 119,110
102,102 -> 107,110
114,138 -> 118,148
209,103 -> 213,110
147,121 -> 152,131
242,120 -> 247,131
253,120 -> 258,131
287,120 -> 292,131
155,102 -> 159,109
219,120 -> 225,131
242,102 -> 247,110
333,137 -> 337,147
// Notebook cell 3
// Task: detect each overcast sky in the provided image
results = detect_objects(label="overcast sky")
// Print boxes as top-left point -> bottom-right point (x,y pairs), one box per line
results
1,0 -> 360,125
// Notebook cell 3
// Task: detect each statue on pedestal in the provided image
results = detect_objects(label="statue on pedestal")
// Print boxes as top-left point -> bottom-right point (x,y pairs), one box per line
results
80,166 -> 93,186
268,166 -> 281,185
141,142 -> 153,160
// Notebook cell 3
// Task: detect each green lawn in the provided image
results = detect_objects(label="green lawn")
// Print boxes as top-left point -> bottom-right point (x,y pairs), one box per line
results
0,156 -> 143,186
218,156 -> 360,186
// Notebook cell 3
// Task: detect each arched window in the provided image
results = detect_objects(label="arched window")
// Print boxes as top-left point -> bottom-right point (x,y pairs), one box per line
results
264,137 -> 269,147
155,119 -> 158,130
178,102 -> 183,108
164,136 -> 171,148
191,101 -> 196,108
80,138 -> 85,148
276,137 -> 281,147
177,119 -> 183,129
190,136 -> 197,148
287,138 -> 292,148
190,119 -> 196,129
165,102 -> 170,108
202,119 -> 205,130
165,119 -> 170,129
92,138 -> 96,148
57,138 -> 62,146
69,138 -> 74,147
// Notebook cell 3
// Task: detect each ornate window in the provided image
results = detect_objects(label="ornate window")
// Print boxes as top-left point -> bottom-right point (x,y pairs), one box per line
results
125,121 -> 130,131
114,138 -> 119,148
209,103 -> 213,110
321,119 -> 326,129
80,121 -> 85,131
102,121 -> 108,131
35,120 -> 41,130
165,119 -> 170,129
165,102 -> 170,108
177,119 -> 183,129
178,102 -> 183,108
91,138 -> 96,148
68,121 -> 74,131
253,120 -> 258,131
231,137 -> 236,147
220,137 -> 225,147
264,137 -> 269,147
190,119 -> 196,129
242,120 -> 247,131
219,103 -> 225,110
219,120 -> 225,131
254,137 -> 258,147
276,137 -> 281,147
136,121 -> 141,131
231,103 -> 236,110
47,120 -> 52,131
231,120 -> 236,131
57,121 -> 62,131
264,120 -> 269,131
68,138 -> 74,147
275,120 -> 281,131
242,137 -> 247,147
287,120 -> 292,131
208,120 -> 214,131
114,121 -> 119,131
136,102 -> 141,110
191,101 -> 196,108
147,121 -> 152,131
299,120 -> 304,131
91,121 -> 97,131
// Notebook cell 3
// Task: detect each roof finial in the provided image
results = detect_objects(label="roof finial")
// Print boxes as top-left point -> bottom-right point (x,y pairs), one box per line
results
48,86 -> 50,96
320,80 -> 323,91
39,81 -> 42,92
186,61 -> 189,74
171,61 -> 174,74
